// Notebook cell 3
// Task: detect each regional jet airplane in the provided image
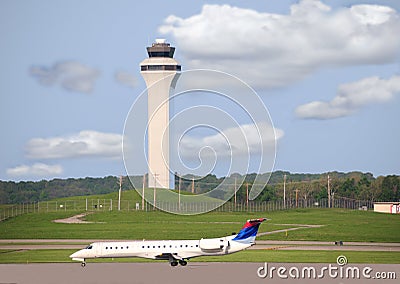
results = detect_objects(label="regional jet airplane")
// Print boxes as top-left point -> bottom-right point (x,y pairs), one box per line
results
70,218 -> 266,267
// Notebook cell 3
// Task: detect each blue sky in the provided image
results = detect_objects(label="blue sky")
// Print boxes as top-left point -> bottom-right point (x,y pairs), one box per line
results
1,0 -> 399,181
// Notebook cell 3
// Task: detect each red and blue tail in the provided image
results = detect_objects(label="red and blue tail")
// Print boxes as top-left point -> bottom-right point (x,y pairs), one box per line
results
232,218 -> 266,244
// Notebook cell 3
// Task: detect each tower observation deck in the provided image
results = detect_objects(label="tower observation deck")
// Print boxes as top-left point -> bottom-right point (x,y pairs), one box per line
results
140,39 -> 181,189
141,40 -> 181,71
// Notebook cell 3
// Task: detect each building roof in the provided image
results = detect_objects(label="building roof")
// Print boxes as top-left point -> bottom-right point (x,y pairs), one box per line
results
146,40 -> 175,58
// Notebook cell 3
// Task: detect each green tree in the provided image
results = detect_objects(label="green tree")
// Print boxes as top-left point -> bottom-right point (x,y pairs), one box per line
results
378,175 -> 400,201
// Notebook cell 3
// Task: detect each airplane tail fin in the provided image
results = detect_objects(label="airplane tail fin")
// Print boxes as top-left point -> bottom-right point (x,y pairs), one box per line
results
232,218 -> 266,244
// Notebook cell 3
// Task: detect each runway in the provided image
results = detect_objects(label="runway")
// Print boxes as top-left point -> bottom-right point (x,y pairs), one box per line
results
1,240 -> 399,283
0,263 -> 398,284
1,239 -> 399,252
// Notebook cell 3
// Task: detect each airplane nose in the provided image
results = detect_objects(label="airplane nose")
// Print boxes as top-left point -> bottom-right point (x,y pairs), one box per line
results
70,250 -> 81,258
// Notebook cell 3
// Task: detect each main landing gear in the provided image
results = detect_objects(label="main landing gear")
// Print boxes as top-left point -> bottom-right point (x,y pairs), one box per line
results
81,261 -> 86,267
169,260 -> 187,267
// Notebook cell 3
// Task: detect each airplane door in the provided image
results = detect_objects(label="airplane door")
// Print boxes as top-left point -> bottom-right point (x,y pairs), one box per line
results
95,243 -> 102,257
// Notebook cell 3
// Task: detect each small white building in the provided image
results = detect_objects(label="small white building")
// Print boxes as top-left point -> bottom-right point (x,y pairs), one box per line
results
373,202 -> 400,214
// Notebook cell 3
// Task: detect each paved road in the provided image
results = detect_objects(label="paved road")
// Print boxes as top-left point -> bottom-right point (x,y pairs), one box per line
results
0,263 -> 398,284
1,239 -> 399,251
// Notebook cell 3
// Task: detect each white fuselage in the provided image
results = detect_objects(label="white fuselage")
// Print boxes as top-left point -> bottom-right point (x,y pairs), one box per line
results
70,235 -> 251,263
70,218 -> 267,266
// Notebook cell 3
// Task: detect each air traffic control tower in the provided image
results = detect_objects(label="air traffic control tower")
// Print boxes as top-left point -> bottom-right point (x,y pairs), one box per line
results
140,39 -> 181,189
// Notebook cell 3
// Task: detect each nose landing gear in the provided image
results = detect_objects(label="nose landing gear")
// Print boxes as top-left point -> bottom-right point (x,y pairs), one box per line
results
81,261 -> 86,267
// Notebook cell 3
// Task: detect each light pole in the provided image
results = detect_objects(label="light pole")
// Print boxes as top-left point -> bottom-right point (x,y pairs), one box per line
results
178,175 -> 181,211
246,183 -> 249,209
118,176 -> 122,211
142,174 -> 145,210
283,174 -> 287,209
153,173 -> 159,210
328,174 -> 331,208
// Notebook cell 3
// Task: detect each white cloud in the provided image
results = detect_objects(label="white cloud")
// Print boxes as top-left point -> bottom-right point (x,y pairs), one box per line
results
159,1 -> 400,88
6,163 -> 63,177
179,122 -> 283,158
30,61 -> 100,93
25,130 -> 122,159
115,71 -> 137,89
295,75 -> 400,119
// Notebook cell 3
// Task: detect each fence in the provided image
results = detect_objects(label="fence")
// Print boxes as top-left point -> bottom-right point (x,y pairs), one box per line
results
0,197 -> 374,221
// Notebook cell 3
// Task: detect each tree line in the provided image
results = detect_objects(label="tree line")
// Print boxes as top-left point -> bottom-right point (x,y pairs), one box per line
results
175,171 -> 399,203
0,171 -> 399,204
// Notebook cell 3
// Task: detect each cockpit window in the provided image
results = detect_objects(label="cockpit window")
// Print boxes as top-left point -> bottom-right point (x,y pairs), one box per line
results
85,245 -> 93,249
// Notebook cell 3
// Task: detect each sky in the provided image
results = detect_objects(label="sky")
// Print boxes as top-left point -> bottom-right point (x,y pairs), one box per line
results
1,0 -> 399,182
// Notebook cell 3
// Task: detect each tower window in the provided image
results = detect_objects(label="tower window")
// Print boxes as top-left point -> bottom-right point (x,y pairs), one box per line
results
141,65 -> 181,71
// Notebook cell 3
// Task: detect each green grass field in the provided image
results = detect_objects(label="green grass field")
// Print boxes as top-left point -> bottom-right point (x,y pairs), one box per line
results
1,209 -> 399,242
0,208 -> 399,264
39,189 -> 222,213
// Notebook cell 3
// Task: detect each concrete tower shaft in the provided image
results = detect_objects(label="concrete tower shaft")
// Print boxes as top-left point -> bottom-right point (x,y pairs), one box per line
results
140,39 -> 181,189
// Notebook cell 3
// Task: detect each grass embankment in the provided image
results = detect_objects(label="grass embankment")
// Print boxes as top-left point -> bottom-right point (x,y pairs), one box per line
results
0,209 -> 399,242
0,208 -> 399,264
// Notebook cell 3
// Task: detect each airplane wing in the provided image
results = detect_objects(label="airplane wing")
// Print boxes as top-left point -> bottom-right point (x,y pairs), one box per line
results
154,252 -> 200,261
155,253 -> 183,260
170,254 -> 183,261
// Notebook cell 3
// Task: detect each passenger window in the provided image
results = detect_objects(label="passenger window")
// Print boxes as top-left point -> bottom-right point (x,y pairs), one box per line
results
126,246 -> 129,249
